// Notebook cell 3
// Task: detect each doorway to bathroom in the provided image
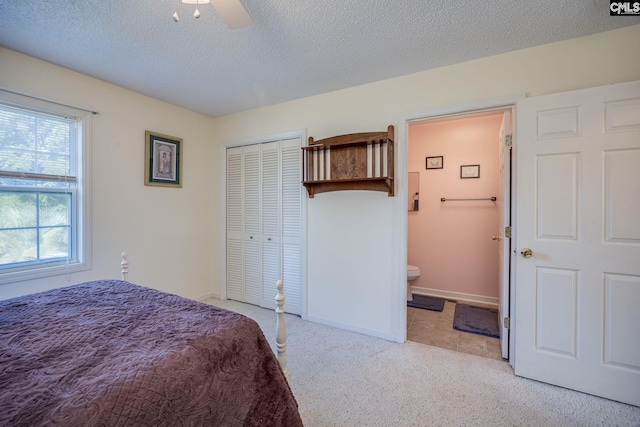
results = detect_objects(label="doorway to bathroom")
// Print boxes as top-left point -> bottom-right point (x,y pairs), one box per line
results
405,106 -> 513,361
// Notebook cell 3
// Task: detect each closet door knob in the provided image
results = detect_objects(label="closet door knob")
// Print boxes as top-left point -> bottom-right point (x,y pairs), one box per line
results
492,235 -> 501,241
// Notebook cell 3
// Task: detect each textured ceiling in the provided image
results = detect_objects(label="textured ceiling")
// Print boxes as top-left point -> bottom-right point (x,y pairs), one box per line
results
0,1 -> 635,117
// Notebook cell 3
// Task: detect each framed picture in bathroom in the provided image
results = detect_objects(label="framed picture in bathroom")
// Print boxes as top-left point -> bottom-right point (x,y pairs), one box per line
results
426,156 -> 443,169
460,164 -> 480,179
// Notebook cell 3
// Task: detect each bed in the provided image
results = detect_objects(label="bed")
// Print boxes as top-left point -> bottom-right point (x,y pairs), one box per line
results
0,254 -> 302,426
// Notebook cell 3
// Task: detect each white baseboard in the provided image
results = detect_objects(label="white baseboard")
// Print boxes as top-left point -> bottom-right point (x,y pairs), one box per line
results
410,286 -> 498,308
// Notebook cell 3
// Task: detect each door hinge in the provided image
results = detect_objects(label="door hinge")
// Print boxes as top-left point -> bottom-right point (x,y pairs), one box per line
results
505,226 -> 511,238
505,134 -> 512,147
503,317 -> 510,329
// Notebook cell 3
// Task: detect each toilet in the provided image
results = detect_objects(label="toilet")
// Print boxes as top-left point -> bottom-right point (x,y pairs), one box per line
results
407,264 -> 421,301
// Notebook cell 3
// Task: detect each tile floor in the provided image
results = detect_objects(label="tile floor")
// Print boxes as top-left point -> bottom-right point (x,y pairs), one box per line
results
407,300 -> 504,361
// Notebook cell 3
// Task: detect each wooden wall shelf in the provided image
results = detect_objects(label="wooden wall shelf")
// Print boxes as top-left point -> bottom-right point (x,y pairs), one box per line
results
302,125 -> 394,198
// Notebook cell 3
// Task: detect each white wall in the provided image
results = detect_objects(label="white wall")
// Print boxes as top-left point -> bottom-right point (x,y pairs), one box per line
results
0,48 -> 217,301
211,25 -> 640,341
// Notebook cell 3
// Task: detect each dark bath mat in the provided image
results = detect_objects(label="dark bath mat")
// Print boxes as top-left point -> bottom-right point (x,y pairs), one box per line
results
407,294 -> 445,312
453,303 -> 500,338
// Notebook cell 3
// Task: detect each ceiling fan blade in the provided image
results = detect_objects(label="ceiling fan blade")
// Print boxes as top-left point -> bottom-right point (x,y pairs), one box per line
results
210,0 -> 253,29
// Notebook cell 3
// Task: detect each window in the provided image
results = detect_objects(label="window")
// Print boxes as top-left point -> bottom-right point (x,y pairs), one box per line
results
0,91 -> 92,283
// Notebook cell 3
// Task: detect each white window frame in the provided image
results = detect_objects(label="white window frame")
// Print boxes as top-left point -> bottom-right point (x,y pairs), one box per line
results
0,91 -> 92,284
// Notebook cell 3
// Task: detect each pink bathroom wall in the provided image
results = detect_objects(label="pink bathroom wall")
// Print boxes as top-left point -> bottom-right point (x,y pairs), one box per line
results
408,112 -> 504,299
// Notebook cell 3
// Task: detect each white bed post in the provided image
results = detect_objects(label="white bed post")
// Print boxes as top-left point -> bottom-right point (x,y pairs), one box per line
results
121,252 -> 129,281
275,280 -> 289,382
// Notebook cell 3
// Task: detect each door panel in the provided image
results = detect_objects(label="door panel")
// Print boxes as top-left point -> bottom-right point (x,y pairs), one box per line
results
515,80 -> 640,406
536,153 -> 579,240
261,141 -> 281,309
604,274 -> 640,371
280,138 -> 303,315
226,147 -> 244,301
243,144 -> 261,305
604,149 -> 640,243
535,267 -> 578,357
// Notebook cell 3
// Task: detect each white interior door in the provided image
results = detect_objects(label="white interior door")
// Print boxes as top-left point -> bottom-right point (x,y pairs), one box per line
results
515,80 -> 640,406
280,138 -> 303,316
226,138 -> 303,315
226,146 -> 244,301
259,138 -> 303,315
497,109 -> 512,360
261,141 -> 281,310
243,144 -> 262,305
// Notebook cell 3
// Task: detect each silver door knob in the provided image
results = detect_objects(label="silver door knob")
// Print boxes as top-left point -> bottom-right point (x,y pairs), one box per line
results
520,248 -> 533,258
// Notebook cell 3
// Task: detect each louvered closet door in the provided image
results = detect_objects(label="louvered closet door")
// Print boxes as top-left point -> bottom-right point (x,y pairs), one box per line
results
261,141 -> 281,309
280,138 -> 302,315
243,144 -> 262,305
226,146 -> 244,301
258,138 -> 303,315
226,138 -> 303,314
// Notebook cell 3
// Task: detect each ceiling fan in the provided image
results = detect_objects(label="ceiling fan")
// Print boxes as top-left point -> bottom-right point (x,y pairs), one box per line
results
174,0 -> 253,29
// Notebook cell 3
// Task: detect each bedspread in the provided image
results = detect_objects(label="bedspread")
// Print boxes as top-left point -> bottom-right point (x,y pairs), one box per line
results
0,280 -> 302,426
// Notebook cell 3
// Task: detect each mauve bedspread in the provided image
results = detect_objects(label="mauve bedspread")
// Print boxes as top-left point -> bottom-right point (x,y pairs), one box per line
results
0,280 -> 302,426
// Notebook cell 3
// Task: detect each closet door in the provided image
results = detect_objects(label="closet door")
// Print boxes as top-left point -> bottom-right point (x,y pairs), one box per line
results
243,144 -> 262,305
226,146 -> 244,301
226,138 -> 303,314
281,138 -> 303,315
261,141 -> 281,309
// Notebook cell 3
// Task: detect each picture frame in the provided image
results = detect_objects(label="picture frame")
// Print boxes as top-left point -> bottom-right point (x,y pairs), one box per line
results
426,156 -> 443,169
145,130 -> 183,188
460,164 -> 480,179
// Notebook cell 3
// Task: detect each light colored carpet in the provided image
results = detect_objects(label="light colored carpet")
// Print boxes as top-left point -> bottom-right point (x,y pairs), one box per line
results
206,298 -> 640,427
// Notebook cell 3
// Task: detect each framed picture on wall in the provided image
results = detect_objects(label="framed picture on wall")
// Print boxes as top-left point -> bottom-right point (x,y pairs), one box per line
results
426,156 -> 443,169
145,130 -> 183,188
460,164 -> 480,179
